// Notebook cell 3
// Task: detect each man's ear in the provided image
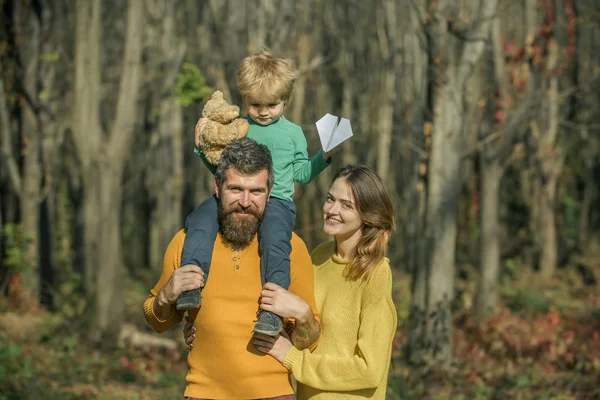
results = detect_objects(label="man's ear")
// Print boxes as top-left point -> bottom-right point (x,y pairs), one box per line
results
214,177 -> 220,198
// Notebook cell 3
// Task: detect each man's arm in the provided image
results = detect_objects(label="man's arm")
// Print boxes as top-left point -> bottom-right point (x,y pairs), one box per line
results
143,230 -> 204,333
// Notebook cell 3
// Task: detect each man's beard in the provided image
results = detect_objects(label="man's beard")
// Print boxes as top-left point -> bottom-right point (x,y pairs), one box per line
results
218,202 -> 264,248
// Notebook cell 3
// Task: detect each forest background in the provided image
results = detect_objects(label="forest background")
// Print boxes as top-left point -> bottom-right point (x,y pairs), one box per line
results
1,0 -> 600,399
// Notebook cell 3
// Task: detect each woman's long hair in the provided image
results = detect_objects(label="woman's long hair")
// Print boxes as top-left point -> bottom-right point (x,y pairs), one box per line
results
333,165 -> 395,281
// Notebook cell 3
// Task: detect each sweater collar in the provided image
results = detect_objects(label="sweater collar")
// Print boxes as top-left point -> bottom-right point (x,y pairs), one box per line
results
331,243 -> 351,265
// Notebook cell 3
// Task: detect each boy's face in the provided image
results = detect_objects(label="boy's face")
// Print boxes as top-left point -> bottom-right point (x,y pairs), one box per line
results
245,98 -> 286,126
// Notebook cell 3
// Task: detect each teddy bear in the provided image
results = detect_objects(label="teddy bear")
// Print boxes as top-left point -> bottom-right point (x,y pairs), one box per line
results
195,90 -> 249,165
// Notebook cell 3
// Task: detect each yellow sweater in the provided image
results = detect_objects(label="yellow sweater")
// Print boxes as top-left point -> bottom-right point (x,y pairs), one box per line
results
283,241 -> 397,399
143,230 -> 320,399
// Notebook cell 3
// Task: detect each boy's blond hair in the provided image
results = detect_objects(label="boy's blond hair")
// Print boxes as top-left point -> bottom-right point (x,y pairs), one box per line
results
236,50 -> 299,105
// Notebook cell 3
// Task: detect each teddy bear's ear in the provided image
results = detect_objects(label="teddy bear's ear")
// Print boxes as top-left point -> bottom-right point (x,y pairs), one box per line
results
211,90 -> 224,101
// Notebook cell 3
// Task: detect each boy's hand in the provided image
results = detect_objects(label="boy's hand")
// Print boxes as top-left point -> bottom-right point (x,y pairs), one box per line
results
323,145 -> 341,161
195,117 -> 209,149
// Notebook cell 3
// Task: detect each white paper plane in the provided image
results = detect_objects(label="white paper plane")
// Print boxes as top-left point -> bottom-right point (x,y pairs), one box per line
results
316,113 -> 353,153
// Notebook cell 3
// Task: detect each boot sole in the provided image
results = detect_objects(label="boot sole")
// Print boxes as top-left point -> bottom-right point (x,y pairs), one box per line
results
253,327 -> 283,336
176,302 -> 201,311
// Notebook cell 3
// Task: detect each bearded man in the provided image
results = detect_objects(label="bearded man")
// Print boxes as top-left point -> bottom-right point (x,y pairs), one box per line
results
143,138 -> 321,400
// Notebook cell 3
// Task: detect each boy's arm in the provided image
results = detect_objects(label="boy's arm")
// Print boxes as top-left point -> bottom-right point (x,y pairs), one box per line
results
292,130 -> 332,185
194,148 -> 217,175
286,235 -> 321,351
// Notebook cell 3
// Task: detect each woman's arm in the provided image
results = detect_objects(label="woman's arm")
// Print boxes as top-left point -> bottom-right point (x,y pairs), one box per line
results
285,294 -> 396,391
259,282 -> 320,350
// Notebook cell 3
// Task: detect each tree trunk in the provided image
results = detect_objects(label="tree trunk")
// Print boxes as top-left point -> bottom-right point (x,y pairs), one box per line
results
73,0 -> 145,342
534,46 -> 564,278
15,0 -> 42,307
409,0 -> 498,367
375,0 -> 397,183
74,0 -> 103,294
475,156 -> 502,320
539,174 -> 559,278
148,0 -> 185,272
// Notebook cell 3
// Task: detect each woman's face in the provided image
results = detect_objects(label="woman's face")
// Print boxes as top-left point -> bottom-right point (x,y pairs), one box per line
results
322,177 -> 363,240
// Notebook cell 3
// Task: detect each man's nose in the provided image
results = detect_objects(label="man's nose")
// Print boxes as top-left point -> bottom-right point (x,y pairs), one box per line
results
239,192 -> 251,207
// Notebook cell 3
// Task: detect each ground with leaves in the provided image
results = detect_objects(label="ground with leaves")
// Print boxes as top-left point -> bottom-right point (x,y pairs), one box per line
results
1,267 -> 599,400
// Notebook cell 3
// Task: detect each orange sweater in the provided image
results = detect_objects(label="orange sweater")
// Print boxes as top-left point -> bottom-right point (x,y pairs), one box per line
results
143,229 -> 320,399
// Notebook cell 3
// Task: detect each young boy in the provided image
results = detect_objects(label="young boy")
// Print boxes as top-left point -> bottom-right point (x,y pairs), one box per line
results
178,50 -> 333,336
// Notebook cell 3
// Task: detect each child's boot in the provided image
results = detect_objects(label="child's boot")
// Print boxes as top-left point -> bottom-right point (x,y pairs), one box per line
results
176,289 -> 202,311
253,310 -> 283,336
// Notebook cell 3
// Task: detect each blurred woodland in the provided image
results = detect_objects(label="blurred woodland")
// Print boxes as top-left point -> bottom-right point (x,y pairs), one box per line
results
1,0 -> 600,398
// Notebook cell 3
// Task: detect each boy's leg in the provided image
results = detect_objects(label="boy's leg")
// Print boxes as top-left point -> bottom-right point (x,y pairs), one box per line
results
177,195 -> 219,311
253,198 -> 295,336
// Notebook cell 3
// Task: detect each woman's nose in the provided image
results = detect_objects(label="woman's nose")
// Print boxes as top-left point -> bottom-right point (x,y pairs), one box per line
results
324,202 -> 338,214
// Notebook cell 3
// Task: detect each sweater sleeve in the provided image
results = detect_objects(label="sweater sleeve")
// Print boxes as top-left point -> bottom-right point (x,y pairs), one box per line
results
282,264 -> 397,391
143,230 -> 186,333
288,234 -> 322,351
193,147 -> 217,175
292,128 -> 331,185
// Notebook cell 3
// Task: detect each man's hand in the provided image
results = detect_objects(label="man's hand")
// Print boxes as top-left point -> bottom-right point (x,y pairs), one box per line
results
259,283 -> 321,350
252,331 -> 294,363
184,315 -> 196,351
195,117 -> 209,149
259,282 -> 311,323
154,265 -> 204,320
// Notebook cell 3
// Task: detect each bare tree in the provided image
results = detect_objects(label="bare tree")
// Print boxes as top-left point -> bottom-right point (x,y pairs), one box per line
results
409,0 -> 498,366
474,1 -> 534,321
143,0 -> 187,272
72,0 -> 144,341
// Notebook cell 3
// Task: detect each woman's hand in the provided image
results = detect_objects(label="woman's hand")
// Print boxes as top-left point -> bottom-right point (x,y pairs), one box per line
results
259,283 -> 312,323
252,331 -> 294,363
183,315 -> 196,351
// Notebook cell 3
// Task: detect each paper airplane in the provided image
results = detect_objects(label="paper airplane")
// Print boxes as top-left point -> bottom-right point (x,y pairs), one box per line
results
316,113 -> 353,153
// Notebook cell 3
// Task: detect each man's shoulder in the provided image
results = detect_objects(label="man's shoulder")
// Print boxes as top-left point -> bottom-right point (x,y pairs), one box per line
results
290,232 -> 309,253
162,229 -> 186,268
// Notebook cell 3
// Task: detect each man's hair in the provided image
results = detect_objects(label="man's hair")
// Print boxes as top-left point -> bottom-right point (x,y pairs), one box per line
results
236,50 -> 299,105
215,138 -> 274,191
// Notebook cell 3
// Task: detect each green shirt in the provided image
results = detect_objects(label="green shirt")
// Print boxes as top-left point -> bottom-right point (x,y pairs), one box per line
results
196,116 -> 331,201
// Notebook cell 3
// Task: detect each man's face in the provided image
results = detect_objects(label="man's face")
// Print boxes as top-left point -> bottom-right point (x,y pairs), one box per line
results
215,168 -> 271,247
